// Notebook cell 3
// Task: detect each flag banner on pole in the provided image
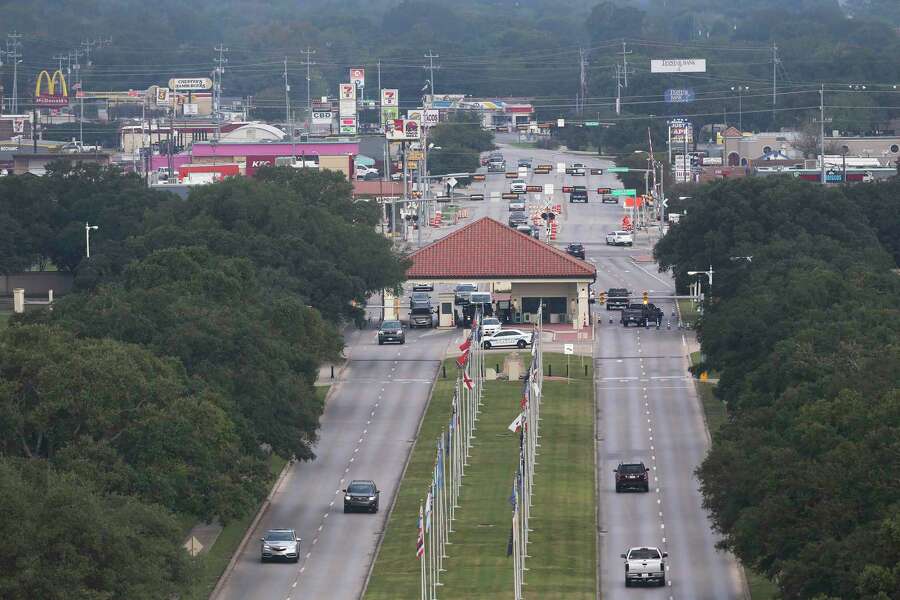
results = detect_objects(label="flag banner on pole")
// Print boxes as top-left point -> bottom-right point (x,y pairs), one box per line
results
463,369 -> 474,390
425,490 -> 433,532
457,349 -> 469,368
521,380 -> 529,410
459,337 -> 471,352
508,411 -> 525,433
417,504 -> 425,558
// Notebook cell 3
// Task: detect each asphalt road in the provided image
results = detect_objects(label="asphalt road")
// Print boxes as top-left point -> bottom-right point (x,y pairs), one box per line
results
215,140 -> 741,600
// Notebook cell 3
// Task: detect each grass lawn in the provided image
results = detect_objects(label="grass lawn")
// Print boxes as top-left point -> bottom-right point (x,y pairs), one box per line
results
0,312 -> 10,330
365,352 -> 596,600
746,569 -> 779,599
508,141 -> 536,149
677,298 -> 699,327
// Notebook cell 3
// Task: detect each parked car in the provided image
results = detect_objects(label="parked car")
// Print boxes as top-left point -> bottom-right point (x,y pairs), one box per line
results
569,186 -> 588,203
621,546 -> 667,587
614,462 -> 650,492
480,317 -> 502,337
565,243 -> 586,259
412,281 -> 434,292
378,320 -> 405,344
343,480 -> 380,513
260,529 -> 301,563
355,165 -> 379,179
510,179 -> 527,193
508,198 -> 526,211
605,288 -> 631,310
454,283 -> 478,305
606,231 -> 633,246
482,329 -> 532,349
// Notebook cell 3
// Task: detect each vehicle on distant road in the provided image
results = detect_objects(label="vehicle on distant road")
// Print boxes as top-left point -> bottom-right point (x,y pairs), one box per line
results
569,186 -> 588,203
517,158 -> 532,169
510,179 -> 527,193
571,163 -> 586,176
508,198 -> 526,211
487,155 -> 506,172
606,231 -> 633,246
410,291 -> 431,307
480,317 -> 502,337
482,329 -> 532,349
260,529 -> 301,563
343,480 -> 380,513
606,288 -> 630,310
620,303 -> 663,327
614,462 -> 650,492
454,283 -> 478,305
515,224 -> 534,237
412,281 -> 434,292
621,546 -> 667,587
355,165 -> 379,179
565,243 -> 585,259
378,320 -> 405,344
508,211 -> 529,228
601,193 -> 618,204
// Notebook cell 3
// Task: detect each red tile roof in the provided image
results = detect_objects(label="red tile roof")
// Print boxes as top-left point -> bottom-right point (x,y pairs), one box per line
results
406,217 -> 596,280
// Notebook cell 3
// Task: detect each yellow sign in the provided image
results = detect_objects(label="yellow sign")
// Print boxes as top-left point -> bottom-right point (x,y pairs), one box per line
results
407,150 -> 424,161
35,70 -> 69,106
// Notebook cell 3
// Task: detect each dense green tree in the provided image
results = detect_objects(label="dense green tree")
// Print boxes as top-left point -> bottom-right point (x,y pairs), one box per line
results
0,458 -> 189,600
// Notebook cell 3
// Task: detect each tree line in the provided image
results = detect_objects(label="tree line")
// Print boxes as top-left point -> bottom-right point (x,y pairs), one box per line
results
654,176 -> 900,599
0,163 -> 407,598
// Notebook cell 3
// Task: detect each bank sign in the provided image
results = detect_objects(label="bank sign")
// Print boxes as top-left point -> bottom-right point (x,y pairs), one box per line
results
651,59 -> 707,73
664,88 -> 695,103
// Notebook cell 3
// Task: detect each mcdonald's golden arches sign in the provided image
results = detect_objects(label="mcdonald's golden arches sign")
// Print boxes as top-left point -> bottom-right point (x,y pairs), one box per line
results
35,70 -> 69,107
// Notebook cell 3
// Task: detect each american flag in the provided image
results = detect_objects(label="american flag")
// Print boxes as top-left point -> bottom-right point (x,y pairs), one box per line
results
456,349 -> 469,368
463,368 -> 474,390
416,504 -> 425,559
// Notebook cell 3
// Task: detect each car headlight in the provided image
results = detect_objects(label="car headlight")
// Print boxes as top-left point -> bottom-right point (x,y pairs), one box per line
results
368,496 -> 376,501
345,495 -> 352,501
263,544 -> 271,550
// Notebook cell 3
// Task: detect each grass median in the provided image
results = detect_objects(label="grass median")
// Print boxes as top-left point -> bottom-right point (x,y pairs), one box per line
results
365,352 -> 596,600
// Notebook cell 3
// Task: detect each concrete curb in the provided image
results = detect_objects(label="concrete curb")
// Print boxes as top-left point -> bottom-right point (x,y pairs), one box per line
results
359,337 -> 454,599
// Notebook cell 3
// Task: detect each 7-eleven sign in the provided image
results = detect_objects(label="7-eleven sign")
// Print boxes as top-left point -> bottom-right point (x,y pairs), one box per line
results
381,88 -> 398,106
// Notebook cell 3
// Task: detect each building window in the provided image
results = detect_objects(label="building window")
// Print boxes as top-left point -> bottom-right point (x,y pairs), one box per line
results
727,152 -> 740,166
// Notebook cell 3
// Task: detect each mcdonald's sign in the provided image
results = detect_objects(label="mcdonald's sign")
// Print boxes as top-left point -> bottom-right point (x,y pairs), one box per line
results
35,70 -> 69,107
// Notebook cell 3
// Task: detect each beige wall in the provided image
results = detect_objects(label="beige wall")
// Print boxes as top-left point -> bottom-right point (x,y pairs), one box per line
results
319,155 -> 352,179
510,281 -> 589,328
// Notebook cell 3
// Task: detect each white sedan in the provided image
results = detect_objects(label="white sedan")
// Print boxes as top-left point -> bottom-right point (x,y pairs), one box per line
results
606,230 -> 634,246
479,317 -> 502,337
482,329 -> 533,349
510,179 -> 527,193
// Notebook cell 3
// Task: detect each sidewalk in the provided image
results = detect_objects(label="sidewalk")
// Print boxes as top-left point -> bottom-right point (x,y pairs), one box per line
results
183,519 -> 223,557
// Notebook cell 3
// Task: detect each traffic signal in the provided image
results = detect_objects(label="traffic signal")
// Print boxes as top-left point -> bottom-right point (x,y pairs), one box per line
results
642,291 -> 649,304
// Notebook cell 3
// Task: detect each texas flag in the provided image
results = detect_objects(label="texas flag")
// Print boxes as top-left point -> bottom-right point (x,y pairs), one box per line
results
457,349 -> 469,368
459,337 -> 471,352
463,369 -> 474,390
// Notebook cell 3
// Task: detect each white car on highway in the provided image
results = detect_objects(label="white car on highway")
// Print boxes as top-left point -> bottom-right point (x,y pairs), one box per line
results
606,230 -> 634,246
510,179 -> 527,193
482,328 -> 533,349
621,546 -> 667,587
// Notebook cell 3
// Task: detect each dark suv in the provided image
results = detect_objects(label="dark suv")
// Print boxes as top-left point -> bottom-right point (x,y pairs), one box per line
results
569,186 -> 588,203
343,480 -> 380,513
614,462 -> 650,492
378,320 -> 405,344
508,210 -> 528,228
565,243 -> 586,259
606,288 -> 630,310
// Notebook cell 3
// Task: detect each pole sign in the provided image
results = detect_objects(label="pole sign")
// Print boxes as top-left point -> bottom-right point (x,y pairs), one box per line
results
155,87 -> 171,106
668,119 -> 693,145
423,109 -> 440,128
381,89 -> 398,106
612,188 -> 637,197
340,117 -> 357,134
169,77 -> 213,91
339,83 -> 356,101
386,119 -> 421,140
349,68 -> 365,90
312,111 -> 333,125
664,88 -> 695,103
35,70 -> 70,107
650,59 -> 707,73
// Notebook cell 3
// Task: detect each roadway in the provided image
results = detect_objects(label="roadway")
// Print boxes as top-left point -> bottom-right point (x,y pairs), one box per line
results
214,139 -> 742,600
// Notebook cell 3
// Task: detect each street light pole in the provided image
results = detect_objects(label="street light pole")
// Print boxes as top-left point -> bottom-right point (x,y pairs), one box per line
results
85,223 -> 99,258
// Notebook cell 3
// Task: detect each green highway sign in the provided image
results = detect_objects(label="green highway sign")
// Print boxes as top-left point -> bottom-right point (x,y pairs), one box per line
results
611,188 -> 637,196
608,167 -> 630,173
584,121 -> 600,127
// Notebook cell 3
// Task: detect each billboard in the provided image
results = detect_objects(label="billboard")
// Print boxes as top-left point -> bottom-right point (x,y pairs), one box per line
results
386,119 -> 421,140
168,77 -> 212,91
381,106 -> 399,127
34,70 -> 69,107
668,119 -> 693,145
407,109 -> 423,122
651,59 -> 707,73
339,83 -> 356,101
381,89 -> 398,106
182,103 -> 199,115
340,116 -> 357,134
664,88 -> 695,103
312,110 -> 333,125
350,68 -> 365,89
423,109 -> 440,128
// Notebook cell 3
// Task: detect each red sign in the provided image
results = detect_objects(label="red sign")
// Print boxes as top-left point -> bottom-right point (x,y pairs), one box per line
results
245,156 -> 276,176
562,186 -> 573,193
597,187 -> 612,194
525,185 -> 543,192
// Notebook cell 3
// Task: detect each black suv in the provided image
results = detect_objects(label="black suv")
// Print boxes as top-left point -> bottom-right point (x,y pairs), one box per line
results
343,480 -> 380,513
606,288 -> 630,310
565,243 -> 586,259
621,303 -> 664,327
378,320 -> 405,344
569,186 -> 588,203
508,211 -> 528,228
614,462 -> 650,492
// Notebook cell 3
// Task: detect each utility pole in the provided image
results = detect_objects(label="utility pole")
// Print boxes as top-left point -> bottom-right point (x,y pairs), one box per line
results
424,50 -> 440,103
379,59 -> 390,186
213,44 -> 229,140
300,47 -> 316,131
772,43 -> 778,115
53,53 -> 66,73
620,40 -> 631,88
283,57 -> 292,137
576,48 -> 588,115
615,65 -> 622,116
819,85 -> 826,185
7,32 -> 22,114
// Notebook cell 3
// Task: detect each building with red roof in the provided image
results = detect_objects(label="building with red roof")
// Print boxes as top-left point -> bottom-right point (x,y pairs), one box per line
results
405,217 -> 595,329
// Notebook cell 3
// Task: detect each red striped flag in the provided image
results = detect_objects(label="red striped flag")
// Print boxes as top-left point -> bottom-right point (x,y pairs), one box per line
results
459,337 -> 471,352
456,349 -> 469,368
463,369 -> 474,390
416,504 -> 425,559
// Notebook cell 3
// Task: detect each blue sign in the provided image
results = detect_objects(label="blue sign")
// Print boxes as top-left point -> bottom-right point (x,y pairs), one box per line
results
664,89 -> 696,103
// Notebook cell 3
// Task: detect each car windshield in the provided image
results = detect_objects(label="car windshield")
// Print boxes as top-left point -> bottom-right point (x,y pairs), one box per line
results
630,548 -> 661,560
411,292 -> 430,302
483,318 -> 500,326
456,284 -> 477,292
348,482 -> 374,494
513,179 -> 525,184
266,531 -> 295,541
619,464 -> 645,473
382,321 -> 401,330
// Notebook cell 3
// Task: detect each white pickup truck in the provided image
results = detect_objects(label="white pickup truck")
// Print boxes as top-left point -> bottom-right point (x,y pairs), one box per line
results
621,546 -> 667,587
